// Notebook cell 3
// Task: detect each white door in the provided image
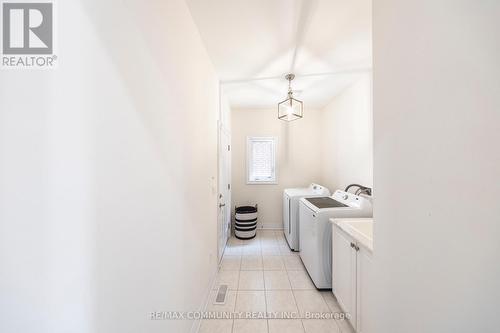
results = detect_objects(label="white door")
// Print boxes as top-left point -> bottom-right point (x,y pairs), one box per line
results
217,122 -> 231,262
332,225 -> 357,329
356,245 -> 373,333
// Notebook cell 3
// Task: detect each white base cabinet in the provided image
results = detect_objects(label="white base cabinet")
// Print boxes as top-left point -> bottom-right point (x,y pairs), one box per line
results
356,244 -> 373,333
332,225 -> 373,332
332,226 -> 357,324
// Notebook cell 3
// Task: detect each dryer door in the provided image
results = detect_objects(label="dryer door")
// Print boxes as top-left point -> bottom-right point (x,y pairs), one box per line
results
299,203 -> 320,284
283,193 -> 290,235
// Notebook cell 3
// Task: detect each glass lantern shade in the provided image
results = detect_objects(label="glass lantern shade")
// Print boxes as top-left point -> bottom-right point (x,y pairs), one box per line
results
278,96 -> 303,121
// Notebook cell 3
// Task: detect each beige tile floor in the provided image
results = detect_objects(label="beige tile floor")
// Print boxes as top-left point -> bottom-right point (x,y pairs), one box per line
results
200,230 -> 355,333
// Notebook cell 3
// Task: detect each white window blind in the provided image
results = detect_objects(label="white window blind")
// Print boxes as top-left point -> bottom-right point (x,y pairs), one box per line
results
247,137 -> 277,184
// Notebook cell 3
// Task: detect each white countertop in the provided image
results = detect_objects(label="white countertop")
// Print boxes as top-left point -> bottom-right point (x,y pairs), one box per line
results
330,218 -> 374,252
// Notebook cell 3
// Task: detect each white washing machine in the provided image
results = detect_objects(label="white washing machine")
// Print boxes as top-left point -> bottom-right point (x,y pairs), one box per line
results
299,190 -> 372,289
283,184 -> 330,251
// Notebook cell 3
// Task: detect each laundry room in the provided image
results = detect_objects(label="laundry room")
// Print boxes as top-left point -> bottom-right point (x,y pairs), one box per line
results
3,1 -> 498,333
206,21 -> 377,329
201,1 -> 375,330
211,66 -> 374,331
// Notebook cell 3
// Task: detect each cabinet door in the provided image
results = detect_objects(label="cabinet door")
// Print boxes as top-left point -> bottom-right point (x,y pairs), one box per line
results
332,225 -> 357,328
356,246 -> 373,333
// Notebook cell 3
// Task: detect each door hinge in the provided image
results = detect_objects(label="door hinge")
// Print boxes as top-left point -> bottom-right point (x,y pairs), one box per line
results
228,145 -> 230,151
228,184 -> 231,190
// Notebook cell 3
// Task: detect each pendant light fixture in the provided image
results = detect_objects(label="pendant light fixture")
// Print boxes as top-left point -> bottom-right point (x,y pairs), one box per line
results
278,73 -> 303,121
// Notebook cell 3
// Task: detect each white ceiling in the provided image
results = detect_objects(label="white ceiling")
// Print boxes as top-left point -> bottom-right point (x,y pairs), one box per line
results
186,0 -> 372,109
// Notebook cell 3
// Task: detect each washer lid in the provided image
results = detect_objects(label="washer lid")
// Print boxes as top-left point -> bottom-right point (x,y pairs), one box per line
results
284,187 -> 313,196
285,184 -> 330,197
304,197 -> 348,208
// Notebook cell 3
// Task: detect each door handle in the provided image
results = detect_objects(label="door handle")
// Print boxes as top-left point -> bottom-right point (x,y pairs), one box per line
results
219,203 -> 226,207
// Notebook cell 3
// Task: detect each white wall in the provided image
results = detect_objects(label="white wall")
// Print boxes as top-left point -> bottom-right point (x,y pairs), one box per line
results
231,108 -> 323,229
0,1 -> 219,332
371,1 -> 500,332
320,74 -> 373,192
220,88 -> 232,130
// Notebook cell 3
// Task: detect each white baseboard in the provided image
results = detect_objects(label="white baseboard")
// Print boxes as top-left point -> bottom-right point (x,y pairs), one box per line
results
189,263 -> 219,333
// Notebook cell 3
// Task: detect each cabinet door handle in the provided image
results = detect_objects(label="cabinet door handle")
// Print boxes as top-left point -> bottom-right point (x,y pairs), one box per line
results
350,242 -> 355,248
354,245 -> 360,251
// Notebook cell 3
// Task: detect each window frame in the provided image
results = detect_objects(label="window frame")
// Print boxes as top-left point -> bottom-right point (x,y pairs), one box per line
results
246,136 -> 278,185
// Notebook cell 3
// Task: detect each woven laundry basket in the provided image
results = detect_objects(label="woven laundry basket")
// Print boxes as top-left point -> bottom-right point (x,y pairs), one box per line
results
234,205 -> 258,239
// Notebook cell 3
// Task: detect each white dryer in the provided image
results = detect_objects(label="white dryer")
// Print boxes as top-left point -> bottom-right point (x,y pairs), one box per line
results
283,183 -> 330,251
299,190 -> 372,289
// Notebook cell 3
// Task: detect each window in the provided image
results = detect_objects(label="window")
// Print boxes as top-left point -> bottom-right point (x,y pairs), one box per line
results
247,137 -> 277,184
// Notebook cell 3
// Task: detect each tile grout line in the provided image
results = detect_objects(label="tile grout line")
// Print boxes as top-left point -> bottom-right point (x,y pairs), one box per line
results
215,242 -> 236,333
231,237 -> 241,333
233,239 -> 247,332
231,288 -> 236,333
320,291 -> 343,333
262,249 -> 270,333
260,233 -> 270,332
284,249 -> 307,333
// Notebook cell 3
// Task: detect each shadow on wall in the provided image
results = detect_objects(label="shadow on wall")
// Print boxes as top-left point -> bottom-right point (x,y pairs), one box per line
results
73,1 -> 219,332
